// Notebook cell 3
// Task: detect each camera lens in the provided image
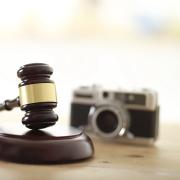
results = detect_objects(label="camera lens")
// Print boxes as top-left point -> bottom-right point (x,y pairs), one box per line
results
103,91 -> 109,98
89,102 -> 130,138
96,110 -> 118,133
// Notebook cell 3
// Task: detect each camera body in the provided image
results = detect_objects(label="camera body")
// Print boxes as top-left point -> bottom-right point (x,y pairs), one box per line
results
70,85 -> 159,142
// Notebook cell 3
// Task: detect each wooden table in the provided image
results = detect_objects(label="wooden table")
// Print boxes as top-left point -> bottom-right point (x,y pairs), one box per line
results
0,123 -> 179,180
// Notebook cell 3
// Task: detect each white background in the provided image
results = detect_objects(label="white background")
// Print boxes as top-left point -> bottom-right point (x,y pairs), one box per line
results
0,39 -> 179,124
0,0 -> 180,124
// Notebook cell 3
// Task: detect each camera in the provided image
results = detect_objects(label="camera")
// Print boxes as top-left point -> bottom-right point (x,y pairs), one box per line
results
70,85 -> 159,143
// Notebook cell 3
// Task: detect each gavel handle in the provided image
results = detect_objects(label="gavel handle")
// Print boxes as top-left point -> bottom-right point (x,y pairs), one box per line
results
0,97 -> 20,111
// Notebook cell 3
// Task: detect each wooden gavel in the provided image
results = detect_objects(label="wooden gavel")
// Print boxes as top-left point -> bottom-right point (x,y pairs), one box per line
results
0,63 -> 58,130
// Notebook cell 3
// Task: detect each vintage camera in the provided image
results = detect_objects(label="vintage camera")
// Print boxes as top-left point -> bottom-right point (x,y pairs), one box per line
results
70,85 -> 159,143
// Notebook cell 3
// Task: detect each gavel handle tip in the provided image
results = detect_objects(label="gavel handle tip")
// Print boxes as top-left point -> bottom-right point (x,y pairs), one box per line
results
0,97 -> 19,111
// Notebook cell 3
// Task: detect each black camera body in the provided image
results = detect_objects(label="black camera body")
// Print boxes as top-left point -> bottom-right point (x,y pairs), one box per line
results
70,85 -> 159,142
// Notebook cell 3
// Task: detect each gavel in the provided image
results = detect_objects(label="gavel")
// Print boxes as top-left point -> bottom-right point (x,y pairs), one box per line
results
0,63 -> 58,130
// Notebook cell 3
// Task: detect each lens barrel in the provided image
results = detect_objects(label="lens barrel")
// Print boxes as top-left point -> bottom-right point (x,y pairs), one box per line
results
89,102 -> 129,138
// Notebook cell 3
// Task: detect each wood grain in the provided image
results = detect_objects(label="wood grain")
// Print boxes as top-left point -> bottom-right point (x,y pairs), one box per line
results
0,123 -> 179,180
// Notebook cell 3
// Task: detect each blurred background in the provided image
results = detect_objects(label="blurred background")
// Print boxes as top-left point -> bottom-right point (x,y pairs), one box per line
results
0,0 -> 179,124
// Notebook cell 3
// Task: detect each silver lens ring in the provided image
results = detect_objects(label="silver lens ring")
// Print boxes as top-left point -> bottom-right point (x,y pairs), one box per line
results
90,103 -> 129,138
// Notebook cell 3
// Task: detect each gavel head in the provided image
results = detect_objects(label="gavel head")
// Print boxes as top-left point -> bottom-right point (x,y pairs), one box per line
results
17,63 -> 58,130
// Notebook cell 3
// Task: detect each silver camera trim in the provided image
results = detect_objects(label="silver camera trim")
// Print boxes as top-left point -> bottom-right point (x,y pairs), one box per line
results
72,85 -> 158,112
